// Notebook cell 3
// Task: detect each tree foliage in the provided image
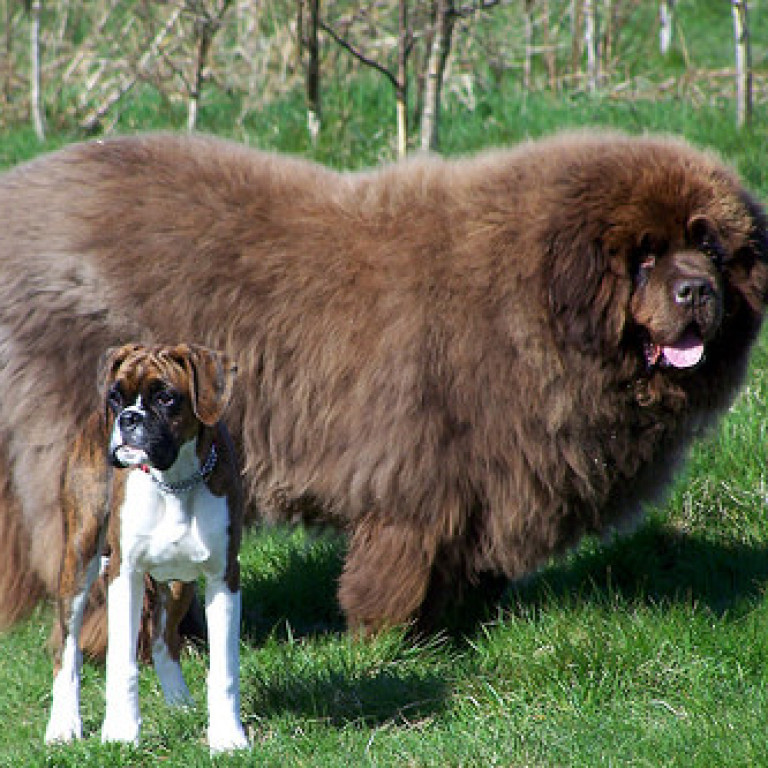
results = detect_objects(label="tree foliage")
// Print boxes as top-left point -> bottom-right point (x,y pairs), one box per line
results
1,0 -> 763,149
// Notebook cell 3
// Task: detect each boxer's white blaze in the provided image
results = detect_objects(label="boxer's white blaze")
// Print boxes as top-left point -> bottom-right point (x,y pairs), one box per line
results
110,395 -> 149,466
119,439 -> 225,581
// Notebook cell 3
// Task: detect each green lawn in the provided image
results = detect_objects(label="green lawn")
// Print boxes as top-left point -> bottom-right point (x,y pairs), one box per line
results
2,117 -> 768,764
2,2 -> 768,764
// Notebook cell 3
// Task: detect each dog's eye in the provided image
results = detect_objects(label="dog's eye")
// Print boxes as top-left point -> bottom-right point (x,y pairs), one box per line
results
154,389 -> 180,410
106,385 -> 123,412
689,214 -> 725,267
701,238 -> 725,268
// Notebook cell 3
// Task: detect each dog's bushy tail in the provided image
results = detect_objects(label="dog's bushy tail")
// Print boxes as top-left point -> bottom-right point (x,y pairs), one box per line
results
0,466 -> 45,628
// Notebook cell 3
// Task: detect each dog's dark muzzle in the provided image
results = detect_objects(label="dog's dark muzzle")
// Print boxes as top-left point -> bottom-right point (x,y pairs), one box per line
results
112,407 -> 179,471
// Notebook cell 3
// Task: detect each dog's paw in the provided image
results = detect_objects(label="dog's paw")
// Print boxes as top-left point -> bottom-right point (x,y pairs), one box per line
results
154,656 -> 194,707
101,713 -> 140,746
154,653 -> 195,707
46,647 -> 84,745
163,680 -> 194,708
45,712 -> 82,744
208,720 -> 249,754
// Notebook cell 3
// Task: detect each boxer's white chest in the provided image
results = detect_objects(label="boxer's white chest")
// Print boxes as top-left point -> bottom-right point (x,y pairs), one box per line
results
118,463 -> 229,583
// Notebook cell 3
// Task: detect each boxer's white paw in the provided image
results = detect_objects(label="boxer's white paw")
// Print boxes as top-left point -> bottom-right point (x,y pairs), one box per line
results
163,677 -> 194,708
45,709 -> 82,744
101,712 -> 140,745
45,636 -> 83,744
208,719 -> 249,754
154,654 -> 194,707
45,657 -> 83,744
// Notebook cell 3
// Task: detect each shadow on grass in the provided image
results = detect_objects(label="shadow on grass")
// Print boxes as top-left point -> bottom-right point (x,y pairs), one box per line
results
507,518 -> 768,620
239,528 -> 347,645
237,517 -> 768,646
254,666 -> 449,727
233,518 -> 768,724
237,527 -> 451,725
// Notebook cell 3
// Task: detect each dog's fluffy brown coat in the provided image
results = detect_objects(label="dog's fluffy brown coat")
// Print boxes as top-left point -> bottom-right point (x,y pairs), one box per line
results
0,131 -> 766,637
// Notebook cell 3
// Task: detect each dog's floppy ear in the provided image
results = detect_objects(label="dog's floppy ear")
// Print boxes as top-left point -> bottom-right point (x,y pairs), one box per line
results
546,231 -> 631,354
176,344 -> 237,426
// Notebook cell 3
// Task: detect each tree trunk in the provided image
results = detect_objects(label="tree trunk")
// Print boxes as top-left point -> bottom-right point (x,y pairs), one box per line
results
602,0 -> 612,72
396,0 -> 407,157
570,0 -> 583,83
523,0 -> 534,92
420,0 -> 454,152
3,0 -> 12,105
732,0 -> 752,128
305,0 -> 321,144
584,0 -> 597,93
30,0 -> 44,140
584,0 -> 597,92
541,0 -> 557,90
319,12 -> 409,155
659,0 -> 674,55
188,21 -> 212,131
187,1 -> 232,132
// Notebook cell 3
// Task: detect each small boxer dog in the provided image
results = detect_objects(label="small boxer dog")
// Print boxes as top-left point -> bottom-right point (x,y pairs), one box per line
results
45,343 -> 248,753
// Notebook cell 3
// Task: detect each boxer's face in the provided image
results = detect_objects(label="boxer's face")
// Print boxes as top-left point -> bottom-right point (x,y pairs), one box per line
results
106,370 -> 197,472
100,343 -> 236,472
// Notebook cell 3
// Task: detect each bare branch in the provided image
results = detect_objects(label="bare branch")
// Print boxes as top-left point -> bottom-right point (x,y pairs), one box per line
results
80,4 -> 182,132
319,19 -> 400,92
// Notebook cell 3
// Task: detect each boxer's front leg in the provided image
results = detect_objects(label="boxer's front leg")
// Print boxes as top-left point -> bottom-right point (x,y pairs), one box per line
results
204,577 -> 248,753
102,568 -> 144,745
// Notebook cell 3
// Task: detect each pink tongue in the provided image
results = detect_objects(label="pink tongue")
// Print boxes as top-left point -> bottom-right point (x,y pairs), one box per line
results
662,332 -> 704,368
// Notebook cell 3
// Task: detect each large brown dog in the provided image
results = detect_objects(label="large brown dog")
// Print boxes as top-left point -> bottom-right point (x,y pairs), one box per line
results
0,131 -> 766,639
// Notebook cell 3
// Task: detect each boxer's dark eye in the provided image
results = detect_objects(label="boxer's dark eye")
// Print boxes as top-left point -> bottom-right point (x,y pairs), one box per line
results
154,389 -> 180,411
106,385 -> 123,412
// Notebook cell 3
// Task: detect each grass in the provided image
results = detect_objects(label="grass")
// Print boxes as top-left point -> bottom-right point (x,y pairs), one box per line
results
5,500 -> 768,767
3,1 -> 768,764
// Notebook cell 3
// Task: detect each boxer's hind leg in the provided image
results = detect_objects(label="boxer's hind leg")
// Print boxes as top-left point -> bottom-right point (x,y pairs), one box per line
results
45,524 -> 106,742
151,579 -> 195,706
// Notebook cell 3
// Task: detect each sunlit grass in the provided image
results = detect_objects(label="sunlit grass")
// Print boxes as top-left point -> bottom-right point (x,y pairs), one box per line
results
2,2 -> 768,763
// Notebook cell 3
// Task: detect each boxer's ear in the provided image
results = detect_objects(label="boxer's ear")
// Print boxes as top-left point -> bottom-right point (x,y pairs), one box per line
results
181,345 -> 237,426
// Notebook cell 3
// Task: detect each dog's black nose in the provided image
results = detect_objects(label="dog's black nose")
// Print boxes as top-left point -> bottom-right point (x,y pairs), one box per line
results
674,276 -> 714,307
118,409 -> 142,431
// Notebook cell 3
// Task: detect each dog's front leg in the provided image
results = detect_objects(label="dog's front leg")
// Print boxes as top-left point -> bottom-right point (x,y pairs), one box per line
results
205,577 -> 248,753
102,568 -> 144,745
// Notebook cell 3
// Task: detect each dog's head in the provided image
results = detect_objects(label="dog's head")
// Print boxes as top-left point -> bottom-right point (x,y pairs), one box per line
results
630,215 -> 731,372
98,343 -> 237,471
545,135 -> 768,387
